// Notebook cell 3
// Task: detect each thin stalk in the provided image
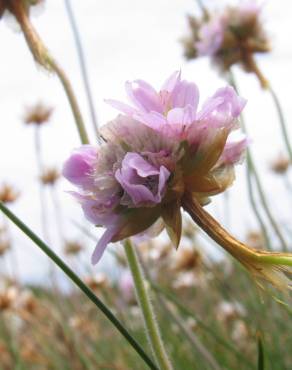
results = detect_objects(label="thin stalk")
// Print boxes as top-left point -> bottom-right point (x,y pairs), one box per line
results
34,127 -> 50,242
268,85 -> 292,162
64,0 -> 100,140
227,72 -> 270,247
48,59 -> 89,145
124,239 -> 173,370
137,250 -> 221,370
229,71 -> 288,251
150,282 -> 253,368
245,153 -> 271,248
10,1 -> 89,145
0,202 -> 158,370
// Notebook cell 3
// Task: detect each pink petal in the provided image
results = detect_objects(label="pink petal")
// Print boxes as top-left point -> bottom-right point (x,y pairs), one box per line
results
171,80 -> 200,111
125,80 -> 163,113
167,105 -> 196,126
105,99 -> 137,115
161,70 -> 181,93
134,111 -> 167,131
91,225 -> 119,264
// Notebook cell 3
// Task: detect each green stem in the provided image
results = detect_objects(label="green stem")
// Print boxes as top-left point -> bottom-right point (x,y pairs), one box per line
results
124,239 -> 173,370
229,71 -> 288,251
0,202 -> 158,370
48,58 -> 90,145
64,0 -> 101,141
268,85 -> 292,162
137,250 -> 220,370
150,282 -> 253,367
245,152 -> 271,248
12,2 -> 90,145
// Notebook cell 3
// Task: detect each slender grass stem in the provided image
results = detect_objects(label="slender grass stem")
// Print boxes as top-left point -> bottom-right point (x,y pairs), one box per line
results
48,58 -> 90,145
229,71 -> 288,251
0,202 -> 158,370
268,85 -> 292,162
124,239 -> 173,370
137,250 -> 221,370
11,1 -> 89,145
64,0 -> 100,141
150,282 -> 253,367
245,153 -> 271,248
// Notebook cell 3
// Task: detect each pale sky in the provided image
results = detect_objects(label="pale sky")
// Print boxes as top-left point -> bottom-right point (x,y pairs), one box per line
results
1,0 -> 292,283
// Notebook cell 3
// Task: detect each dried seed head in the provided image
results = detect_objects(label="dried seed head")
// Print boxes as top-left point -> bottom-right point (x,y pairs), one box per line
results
0,240 -> 10,256
64,240 -> 84,256
40,168 -> 60,185
246,231 -> 265,250
23,102 -> 53,126
0,286 -> 18,311
172,247 -> 202,271
84,273 -> 109,291
0,183 -> 19,204
270,155 -> 290,175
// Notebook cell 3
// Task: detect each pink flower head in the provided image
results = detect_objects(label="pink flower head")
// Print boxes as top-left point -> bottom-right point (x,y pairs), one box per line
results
63,72 -> 247,264
196,17 -> 225,56
184,2 -> 269,81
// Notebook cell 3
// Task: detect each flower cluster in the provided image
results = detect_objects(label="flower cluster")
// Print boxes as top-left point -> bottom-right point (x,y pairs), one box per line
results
183,3 -> 270,85
63,71 -> 247,264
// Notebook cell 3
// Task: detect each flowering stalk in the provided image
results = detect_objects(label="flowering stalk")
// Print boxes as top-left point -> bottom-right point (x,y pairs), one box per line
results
7,0 -> 89,145
229,71 -> 288,251
64,0 -> 100,141
0,201 -> 158,370
183,193 -> 292,291
124,240 -> 173,370
268,85 -> 292,162
63,70 -> 292,292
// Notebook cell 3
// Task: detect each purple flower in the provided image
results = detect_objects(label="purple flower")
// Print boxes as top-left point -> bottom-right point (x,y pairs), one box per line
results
62,146 -> 97,190
115,153 -> 170,207
63,72 -> 247,264
196,18 -> 225,56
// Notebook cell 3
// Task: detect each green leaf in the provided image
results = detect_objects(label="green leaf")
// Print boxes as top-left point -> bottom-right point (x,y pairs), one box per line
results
257,331 -> 265,370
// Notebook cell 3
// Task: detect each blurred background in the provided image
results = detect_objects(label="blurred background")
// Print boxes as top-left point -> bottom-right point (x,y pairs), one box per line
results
1,0 -> 292,283
0,1 -> 292,369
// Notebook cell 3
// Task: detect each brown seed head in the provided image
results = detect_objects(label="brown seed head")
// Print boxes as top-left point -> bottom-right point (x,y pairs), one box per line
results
0,240 -> 10,256
40,168 -> 60,185
246,231 -> 265,250
64,240 -> 83,255
270,155 -> 290,175
23,102 -> 53,126
0,183 -> 19,204
84,273 -> 109,291
0,286 -> 18,311
173,247 -> 202,271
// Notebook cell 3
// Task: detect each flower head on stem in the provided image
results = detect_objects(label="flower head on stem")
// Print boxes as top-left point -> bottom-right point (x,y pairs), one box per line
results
63,71 -> 292,291
63,72 -> 246,259
182,2 -> 270,88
